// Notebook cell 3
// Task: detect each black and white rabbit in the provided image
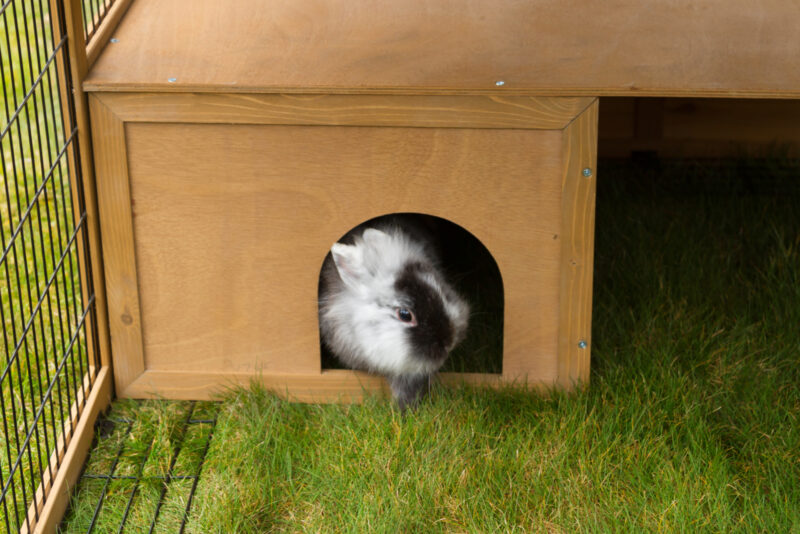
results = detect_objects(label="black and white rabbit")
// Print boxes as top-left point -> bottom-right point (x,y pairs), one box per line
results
319,216 -> 470,409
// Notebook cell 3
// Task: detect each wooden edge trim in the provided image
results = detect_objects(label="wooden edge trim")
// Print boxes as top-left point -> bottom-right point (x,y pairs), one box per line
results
60,0 -> 88,79
89,94 -> 146,395
22,369 -> 95,533
26,367 -> 113,534
81,83 -> 800,100
557,99 -> 598,391
120,369 -> 550,402
93,92 -> 594,129
85,0 -> 135,70
69,6 -> 114,374
54,0 -> 112,375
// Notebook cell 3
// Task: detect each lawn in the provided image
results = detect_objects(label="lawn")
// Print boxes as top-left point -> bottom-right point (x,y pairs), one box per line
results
3,2 -> 799,531
57,157 -> 800,533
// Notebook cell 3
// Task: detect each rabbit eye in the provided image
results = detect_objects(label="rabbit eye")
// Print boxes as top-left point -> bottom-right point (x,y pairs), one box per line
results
395,307 -> 417,325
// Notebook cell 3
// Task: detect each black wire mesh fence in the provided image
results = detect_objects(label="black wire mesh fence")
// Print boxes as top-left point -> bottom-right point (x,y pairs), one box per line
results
1,0 -> 101,531
81,0 -> 116,43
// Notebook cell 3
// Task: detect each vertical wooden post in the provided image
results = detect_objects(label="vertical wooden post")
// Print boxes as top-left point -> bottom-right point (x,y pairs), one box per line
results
50,0 -> 113,372
557,100 -> 599,390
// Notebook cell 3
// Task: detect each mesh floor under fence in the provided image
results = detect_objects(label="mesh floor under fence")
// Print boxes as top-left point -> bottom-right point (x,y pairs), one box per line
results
58,401 -> 218,533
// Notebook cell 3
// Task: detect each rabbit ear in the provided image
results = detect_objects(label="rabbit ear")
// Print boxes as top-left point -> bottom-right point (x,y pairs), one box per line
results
361,228 -> 391,249
331,242 -> 368,290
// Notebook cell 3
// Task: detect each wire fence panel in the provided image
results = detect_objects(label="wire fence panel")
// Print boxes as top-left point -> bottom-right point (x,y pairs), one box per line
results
81,0 -> 115,43
1,0 -> 101,531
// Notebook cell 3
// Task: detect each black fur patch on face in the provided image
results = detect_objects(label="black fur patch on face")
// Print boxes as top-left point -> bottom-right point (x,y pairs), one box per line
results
394,262 -> 454,362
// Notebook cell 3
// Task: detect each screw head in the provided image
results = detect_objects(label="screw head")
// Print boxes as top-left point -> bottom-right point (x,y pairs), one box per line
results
110,38 -> 119,43
495,80 -> 505,86
582,168 -> 593,177
167,77 -> 177,83
578,340 -> 588,349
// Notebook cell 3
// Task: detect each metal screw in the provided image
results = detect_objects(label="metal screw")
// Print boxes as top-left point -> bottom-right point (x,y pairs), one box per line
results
495,80 -> 505,86
582,168 -> 592,178
110,38 -> 119,43
578,340 -> 588,349
168,77 -> 177,83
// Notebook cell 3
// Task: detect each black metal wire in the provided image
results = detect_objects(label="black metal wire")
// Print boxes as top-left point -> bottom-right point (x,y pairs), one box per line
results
83,0 -> 117,43
116,417 -> 157,532
85,420 -> 132,531
0,296 -> 95,503
148,402 -> 197,534
1,0 -> 101,530
179,417 -> 216,534
63,406 -> 217,532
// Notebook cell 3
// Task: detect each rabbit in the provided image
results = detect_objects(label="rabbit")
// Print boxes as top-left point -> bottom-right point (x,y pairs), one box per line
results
319,215 -> 470,410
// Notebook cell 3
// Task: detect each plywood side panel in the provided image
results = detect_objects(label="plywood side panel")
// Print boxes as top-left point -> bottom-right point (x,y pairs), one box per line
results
89,96 -> 146,394
123,123 -> 565,386
95,92 -> 594,130
84,0 -> 800,97
557,101 -> 598,389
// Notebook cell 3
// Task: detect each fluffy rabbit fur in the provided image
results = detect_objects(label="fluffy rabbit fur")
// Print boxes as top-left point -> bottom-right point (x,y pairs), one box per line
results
319,217 -> 470,409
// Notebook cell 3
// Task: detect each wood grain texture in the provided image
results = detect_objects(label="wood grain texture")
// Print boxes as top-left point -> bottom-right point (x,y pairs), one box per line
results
94,92 -> 594,130
58,0 -> 114,370
85,0 -> 134,69
124,369 -> 529,402
89,95 -> 145,394
24,367 -> 112,534
83,0 -> 800,97
52,0 -> 96,372
21,369 -> 97,533
59,0 -> 87,81
557,101 -> 598,390
122,122 -> 565,390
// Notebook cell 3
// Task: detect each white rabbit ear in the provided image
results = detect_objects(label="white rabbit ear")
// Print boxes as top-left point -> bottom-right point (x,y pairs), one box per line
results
361,228 -> 391,249
331,242 -> 368,290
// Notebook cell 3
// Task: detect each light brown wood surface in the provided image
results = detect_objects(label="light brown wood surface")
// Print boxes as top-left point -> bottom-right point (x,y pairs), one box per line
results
84,0 -> 800,97
57,0 -> 114,370
89,93 -> 597,399
126,123 -> 563,383
125,370 -> 515,402
557,101 -> 597,389
93,92 -> 592,130
89,95 -> 145,394
85,0 -> 134,69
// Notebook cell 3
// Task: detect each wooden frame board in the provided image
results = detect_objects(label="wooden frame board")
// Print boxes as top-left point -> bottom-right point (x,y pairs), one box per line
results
84,0 -> 800,98
89,93 -> 597,401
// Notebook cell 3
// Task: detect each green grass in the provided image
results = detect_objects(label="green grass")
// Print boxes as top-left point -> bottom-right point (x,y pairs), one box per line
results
58,158 -> 800,532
